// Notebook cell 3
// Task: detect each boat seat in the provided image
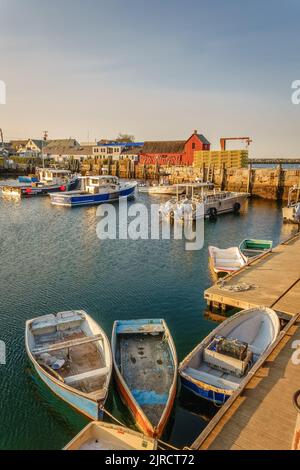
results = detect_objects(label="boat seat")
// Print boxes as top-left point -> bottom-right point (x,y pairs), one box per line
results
64,367 -> 109,385
56,312 -> 84,331
31,316 -> 57,335
184,367 -> 240,391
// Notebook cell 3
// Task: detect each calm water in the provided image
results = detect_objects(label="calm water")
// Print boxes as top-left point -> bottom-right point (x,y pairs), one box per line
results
0,189 -> 297,449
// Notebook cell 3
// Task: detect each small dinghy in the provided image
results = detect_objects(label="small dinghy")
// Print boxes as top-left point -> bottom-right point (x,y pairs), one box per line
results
25,310 -> 112,420
179,307 -> 280,405
64,422 -> 157,450
209,245 -> 247,274
239,239 -> 273,261
112,319 -> 178,438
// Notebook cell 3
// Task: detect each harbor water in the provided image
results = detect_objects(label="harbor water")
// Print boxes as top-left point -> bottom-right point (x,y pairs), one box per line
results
0,188 -> 297,449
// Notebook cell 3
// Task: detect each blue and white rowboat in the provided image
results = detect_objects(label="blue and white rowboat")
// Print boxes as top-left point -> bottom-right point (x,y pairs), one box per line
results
179,307 -> 280,405
25,310 -> 112,420
49,175 -> 137,207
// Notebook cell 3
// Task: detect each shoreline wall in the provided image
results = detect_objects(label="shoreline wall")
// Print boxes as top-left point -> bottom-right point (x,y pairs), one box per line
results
80,159 -> 300,200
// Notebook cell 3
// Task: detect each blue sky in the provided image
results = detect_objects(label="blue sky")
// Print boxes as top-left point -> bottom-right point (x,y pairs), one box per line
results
1,0 -> 300,156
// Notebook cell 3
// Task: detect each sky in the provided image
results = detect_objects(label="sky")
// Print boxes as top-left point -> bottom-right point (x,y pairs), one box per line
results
1,0 -> 300,157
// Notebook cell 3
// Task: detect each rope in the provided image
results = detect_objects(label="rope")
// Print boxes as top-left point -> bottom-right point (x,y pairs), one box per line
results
102,407 -> 180,450
217,279 -> 256,292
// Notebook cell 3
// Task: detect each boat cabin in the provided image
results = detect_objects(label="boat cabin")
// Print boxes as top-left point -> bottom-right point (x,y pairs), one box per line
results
79,175 -> 119,194
37,168 -> 72,184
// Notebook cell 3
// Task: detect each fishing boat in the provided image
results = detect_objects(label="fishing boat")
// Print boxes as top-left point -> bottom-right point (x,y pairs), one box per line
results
159,183 -> 248,221
111,319 -> 177,438
209,246 -> 247,274
64,422 -> 157,450
25,310 -> 112,420
179,307 -> 280,405
49,175 -> 137,207
282,185 -> 300,224
239,239 -> 273,260
1,168 -> 78,198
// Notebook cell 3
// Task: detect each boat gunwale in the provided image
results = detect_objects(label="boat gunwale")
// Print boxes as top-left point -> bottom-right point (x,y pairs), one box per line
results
111,318 -> 178,438
63,421 -> 158,450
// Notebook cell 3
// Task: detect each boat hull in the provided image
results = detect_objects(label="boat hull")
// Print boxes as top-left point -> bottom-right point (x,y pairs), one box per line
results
1,178 -> 79,198
50,183 -> 136,207
179,307 -> 280,406
33,361 -> 104,420
25,310 -> 112,420
180,376 -> 228,405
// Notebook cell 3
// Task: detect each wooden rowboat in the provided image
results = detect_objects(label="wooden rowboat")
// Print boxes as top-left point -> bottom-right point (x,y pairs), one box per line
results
239,239 -> 273,260
25,310 -> 112,420
179,307 -> 280,405
208,245 -> 247,274
111,319 -> 178,438
64,421 -> 157,450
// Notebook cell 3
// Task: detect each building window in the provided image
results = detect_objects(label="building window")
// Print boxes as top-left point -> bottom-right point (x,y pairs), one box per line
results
192,143 -> 195,150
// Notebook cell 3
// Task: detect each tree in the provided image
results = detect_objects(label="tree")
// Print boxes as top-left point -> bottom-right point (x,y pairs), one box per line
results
115,133 -> 135,143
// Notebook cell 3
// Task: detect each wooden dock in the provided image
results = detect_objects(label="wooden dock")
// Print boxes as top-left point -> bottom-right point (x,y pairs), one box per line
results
205,232 -> 300,319
190,313 -> 300,450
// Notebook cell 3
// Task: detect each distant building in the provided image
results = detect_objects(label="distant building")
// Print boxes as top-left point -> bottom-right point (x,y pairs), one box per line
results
139,131 -> 210,166
42,139 -> 80,162
9,140 -> 29,154
94,141 -> 144,161
120,146 -> 142,162
16,139 -> 45,157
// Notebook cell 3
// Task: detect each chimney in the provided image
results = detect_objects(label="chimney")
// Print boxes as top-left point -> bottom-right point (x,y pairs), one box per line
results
194,129 -> 198,134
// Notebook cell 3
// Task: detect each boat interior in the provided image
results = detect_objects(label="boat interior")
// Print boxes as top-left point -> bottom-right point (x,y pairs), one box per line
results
66,423 -> 155,450
28,311 -> 108,398
115,322 -> 175,427
210,247 -> 246,270
183,311 -> 277,392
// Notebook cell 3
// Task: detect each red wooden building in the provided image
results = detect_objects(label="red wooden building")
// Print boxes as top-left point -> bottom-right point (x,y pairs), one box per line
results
139,130 -> 210,166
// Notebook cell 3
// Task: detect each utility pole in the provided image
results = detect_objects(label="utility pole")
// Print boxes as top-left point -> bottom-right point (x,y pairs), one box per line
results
41,130 -> 48,168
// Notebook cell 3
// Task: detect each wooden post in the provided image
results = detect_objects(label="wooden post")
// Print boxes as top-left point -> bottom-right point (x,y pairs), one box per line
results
247,163 -> 253,195
276,163 -> 284,200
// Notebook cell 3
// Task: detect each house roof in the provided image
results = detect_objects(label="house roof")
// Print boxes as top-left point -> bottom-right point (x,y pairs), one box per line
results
9,140 -> 28,150
141,141 -> 186,154
196,134 -> 210,145
121,147 -> 142,156
42,139 -> 80,155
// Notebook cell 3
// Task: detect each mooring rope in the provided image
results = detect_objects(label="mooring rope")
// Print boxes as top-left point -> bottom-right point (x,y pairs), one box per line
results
217,280 -> 257,292
102,406 -> 180,450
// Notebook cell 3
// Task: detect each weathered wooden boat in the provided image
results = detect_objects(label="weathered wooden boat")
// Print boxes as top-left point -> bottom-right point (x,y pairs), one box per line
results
208,246 -> 247,274
282,185 -> 300,224
25,310 -> 112,420
160,183 -> 248,221
239,239 -> 273,260
49,175 -> 137,207
179,307 -> 280,405
111,319 -> 178,438
1,168 -> 78,198
64,421 -> 157,450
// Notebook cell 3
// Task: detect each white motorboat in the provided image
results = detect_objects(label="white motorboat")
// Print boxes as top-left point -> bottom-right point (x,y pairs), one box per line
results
159,183 -> 248,221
